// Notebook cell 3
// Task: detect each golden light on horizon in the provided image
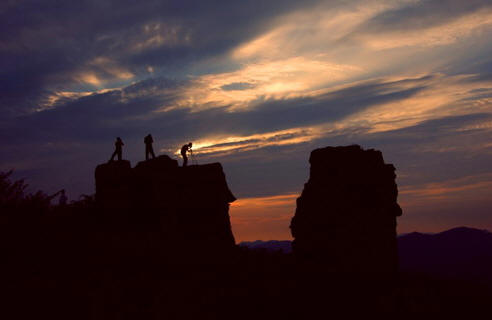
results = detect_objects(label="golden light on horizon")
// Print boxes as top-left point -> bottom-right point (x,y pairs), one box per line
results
230,193 -> 298,242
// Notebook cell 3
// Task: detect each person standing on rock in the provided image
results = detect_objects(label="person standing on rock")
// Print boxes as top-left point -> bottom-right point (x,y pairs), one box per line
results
144,134 -> 156,160
110,137 -> 124,161
181,142 -> 192,167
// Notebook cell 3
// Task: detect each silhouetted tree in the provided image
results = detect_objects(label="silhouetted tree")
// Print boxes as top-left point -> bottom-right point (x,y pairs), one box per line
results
0,170 -> 27,206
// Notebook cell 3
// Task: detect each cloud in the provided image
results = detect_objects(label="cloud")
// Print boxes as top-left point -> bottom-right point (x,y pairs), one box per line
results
396,172 -> 492,234
169,127 -> 322,157
400,173 -> 492,203
3,0 -> 492,119
220,82 -> 256,91
361,0 -> 492,33
357,7 -> 492,49
0,0 -> 321,116
3,70 -> 492,160
178,57 -> 361,111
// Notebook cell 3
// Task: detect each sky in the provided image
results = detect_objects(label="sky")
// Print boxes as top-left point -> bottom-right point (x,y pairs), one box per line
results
1,0 -> 492,242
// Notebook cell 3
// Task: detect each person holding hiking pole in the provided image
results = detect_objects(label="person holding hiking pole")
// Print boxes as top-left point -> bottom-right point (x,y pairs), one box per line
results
181,142 -> 192,167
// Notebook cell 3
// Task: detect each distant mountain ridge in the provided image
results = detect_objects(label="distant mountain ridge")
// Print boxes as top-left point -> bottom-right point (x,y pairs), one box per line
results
239,240 -> 292,253
240,226 -> 492,282
398,226 -> 492,282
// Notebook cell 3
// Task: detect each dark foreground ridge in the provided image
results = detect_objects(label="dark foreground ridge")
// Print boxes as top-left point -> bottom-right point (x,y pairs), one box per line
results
291,145 -> 402,273
240,226 -> 492,283
2,148 -> 491,319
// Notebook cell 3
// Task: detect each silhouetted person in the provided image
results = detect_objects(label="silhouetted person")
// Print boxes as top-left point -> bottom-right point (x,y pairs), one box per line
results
144,134 -> 156,160
110,137 -> 124,161
59,189 -> 67,206
45,189 -> 67,206
181,142 -> 192,167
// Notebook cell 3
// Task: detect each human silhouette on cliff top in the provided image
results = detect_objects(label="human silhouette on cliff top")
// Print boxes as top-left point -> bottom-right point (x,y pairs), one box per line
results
110,137 -> 124,161
144,134 -> 156,160
181,142 -> 192,167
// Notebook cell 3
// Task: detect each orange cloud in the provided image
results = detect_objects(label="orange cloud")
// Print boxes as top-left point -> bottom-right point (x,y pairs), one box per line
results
161,57 -> 361,112
167,127 -> 323,157
399,173 -> 492,208
325,74 -> 492,134
38,88 -> 117,111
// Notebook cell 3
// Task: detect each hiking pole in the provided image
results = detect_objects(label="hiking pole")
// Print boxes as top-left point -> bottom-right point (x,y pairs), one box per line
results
191,150 -> 198,165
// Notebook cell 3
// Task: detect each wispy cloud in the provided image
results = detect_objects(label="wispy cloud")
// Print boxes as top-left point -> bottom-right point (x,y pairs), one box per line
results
167,127 -> 323,156
400,173 -> 492,204
356,7 -> 492,49
335,74 -> 492,133
160,57 -> 361,112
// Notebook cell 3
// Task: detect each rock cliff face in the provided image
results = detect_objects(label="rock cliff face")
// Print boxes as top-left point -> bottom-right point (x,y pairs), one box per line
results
95,155 -> 236,259
95,160 -> 133,210
290,145 -> 402,273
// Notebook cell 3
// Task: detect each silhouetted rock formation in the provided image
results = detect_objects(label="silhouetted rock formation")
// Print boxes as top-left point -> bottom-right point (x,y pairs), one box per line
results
290,145 -> 402,273
95,160 -> 133,210
4,167 -> 492,319
95,155 -> 236,261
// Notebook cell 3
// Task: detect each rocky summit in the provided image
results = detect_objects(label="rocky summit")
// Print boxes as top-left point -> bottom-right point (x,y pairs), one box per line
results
290,145 -> 402,274
94,155 -> 236,261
